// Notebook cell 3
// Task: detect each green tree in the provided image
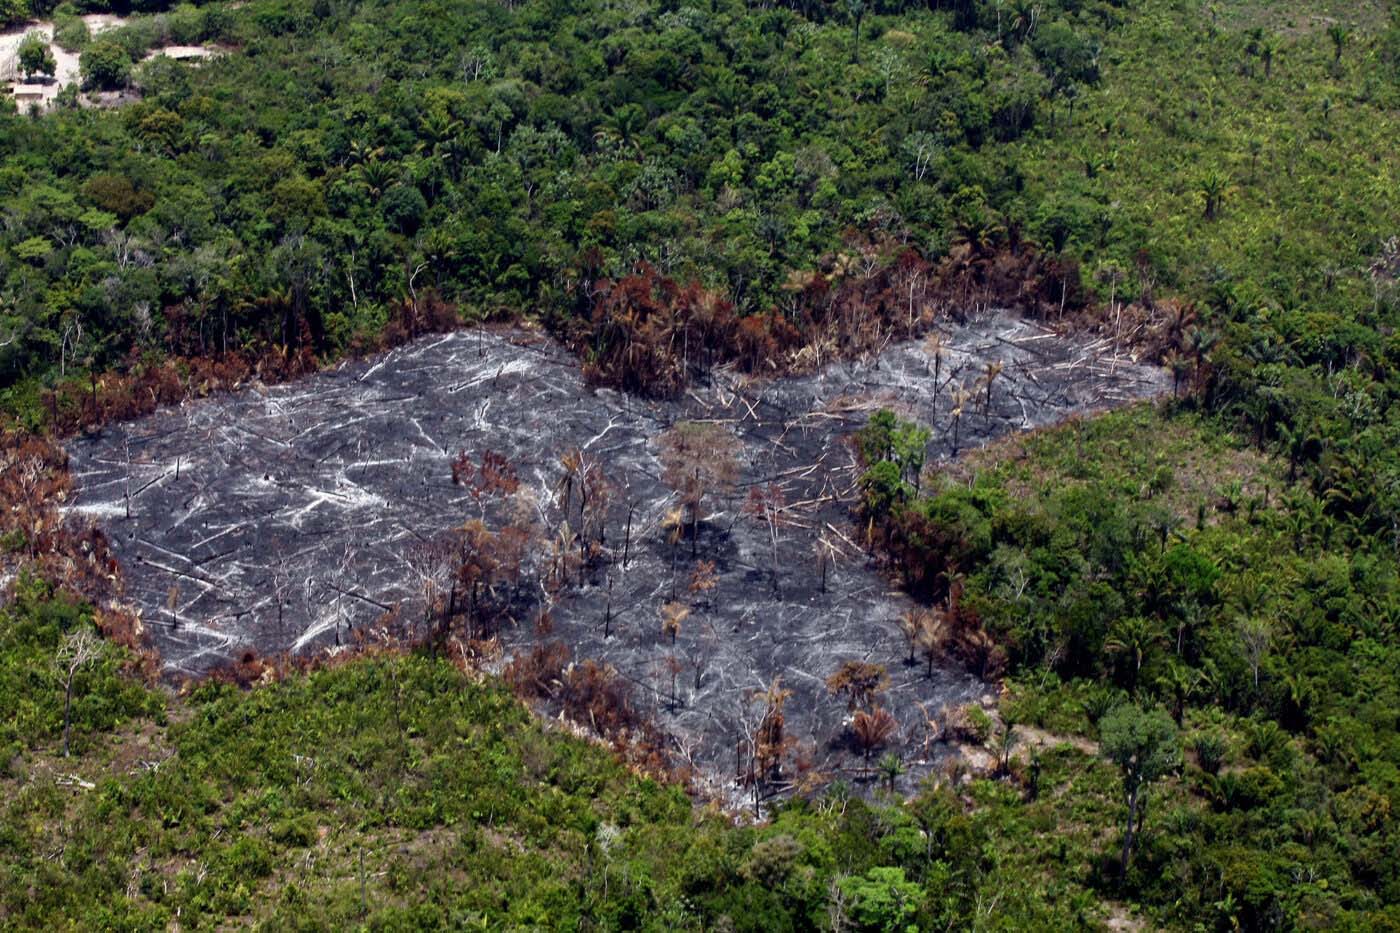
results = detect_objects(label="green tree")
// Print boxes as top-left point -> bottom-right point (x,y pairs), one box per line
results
80,40 -> 132,91
1100,704 -> 1180,877
17,33 -> 56,81
1105,616 -> 1164,693
837,865 -> 920,931
382,185 -> 429,235
0,0 -> 26,29
1258,37 -> 1277,78
860,461 -> 909,518
890,421 -> 931,490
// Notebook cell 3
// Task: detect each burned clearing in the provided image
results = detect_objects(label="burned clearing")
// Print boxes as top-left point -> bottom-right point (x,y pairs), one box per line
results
64,310 -> 1165,798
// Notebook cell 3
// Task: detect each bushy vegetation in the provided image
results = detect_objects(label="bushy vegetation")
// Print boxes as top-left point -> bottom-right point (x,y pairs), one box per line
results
0,613 -> 1129,929
0,573 -> 162,771
857,404 -> 1400,927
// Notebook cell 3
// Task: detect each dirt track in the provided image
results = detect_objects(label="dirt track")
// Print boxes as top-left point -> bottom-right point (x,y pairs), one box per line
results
64,311 -> 1165,797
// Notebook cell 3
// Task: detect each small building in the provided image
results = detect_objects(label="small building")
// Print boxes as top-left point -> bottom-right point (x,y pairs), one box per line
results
11,84 -> 46,106
152,46 -> 217,63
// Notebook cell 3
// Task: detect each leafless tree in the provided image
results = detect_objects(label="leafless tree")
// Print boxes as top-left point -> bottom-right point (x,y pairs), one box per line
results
165,584 -> 180,632
827,876 -> 850,933
814,532 -> 838,594
737,677 -> 794,812
59,315 -> 83,377
406,534 -> 454,630
1238,615 -> 1273,691
122,436 -> 133,520
577,451 -> 614,551
745,482 -> 789,598
56,628 -> 103,757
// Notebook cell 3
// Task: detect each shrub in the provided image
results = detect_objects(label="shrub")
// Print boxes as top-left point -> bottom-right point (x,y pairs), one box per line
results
1193,732 -> 1226,776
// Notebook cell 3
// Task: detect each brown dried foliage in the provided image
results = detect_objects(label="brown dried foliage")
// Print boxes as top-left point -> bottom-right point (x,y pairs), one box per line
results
505,640 -> 678,780
43,290 -> 463,439
851,706 -> 899,763
826,660 -> 889,712
567,233 -> 1094,398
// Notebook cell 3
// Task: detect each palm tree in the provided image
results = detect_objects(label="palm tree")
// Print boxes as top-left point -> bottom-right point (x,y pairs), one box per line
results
877,752 -> 904,792
1105,616 -> 1164,693
1258,37 -> 1277,78
949,385 -> 972,452
995,719 -> 1017,776
1172,597 -> 1205,657
1165,350 -> 1190,397
1185,326 -> 1218,390
851,707 -> 898,772
596,103 -> 648,154
897,609 -> 922,665
1010,0 -> 1038,43
923,333 -> 945,414
1198,170 -> 1227,220
1156,661 -> 1199,724
346,139 -> 385,166
1277,421 -> 1316,483
846,0 -> 867,64
916,608 -> 949,677
1150,508 -> 1182,553
660,601 -> 688,647
418,111 -> 466,180
981,360 -> 1003,418
1327,23 -> 1347,64
356,158 -> 396,201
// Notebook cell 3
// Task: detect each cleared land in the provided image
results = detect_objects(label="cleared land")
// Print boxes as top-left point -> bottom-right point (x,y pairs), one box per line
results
64,311 -> 1165,793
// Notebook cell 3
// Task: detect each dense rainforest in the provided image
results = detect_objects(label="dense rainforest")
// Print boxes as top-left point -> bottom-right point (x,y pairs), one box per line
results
3,0 -> 1400,928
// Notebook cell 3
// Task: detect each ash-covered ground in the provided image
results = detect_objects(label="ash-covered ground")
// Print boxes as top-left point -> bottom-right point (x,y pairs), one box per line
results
65,311 -> 1165,797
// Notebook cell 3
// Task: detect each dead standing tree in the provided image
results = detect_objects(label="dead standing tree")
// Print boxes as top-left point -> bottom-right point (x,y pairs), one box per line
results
923,332 -> 946,415
56,628 -> 103,758
949,384 -> 972,453
659,601 -> 689,708
658,421 -> 740,558
826,660 -> 889,713
980,360 -> 1004,420
406,533 -> 455,633
442,449 -> 536,646
897,608 -> 923,666
576,451 -> 615,566
738,677 -> 795,814
916,607 -> 951,677
453,449 -> 521,518
814,532 -> 839,595
851,707 -> 899,776
745,482 -> 790,598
